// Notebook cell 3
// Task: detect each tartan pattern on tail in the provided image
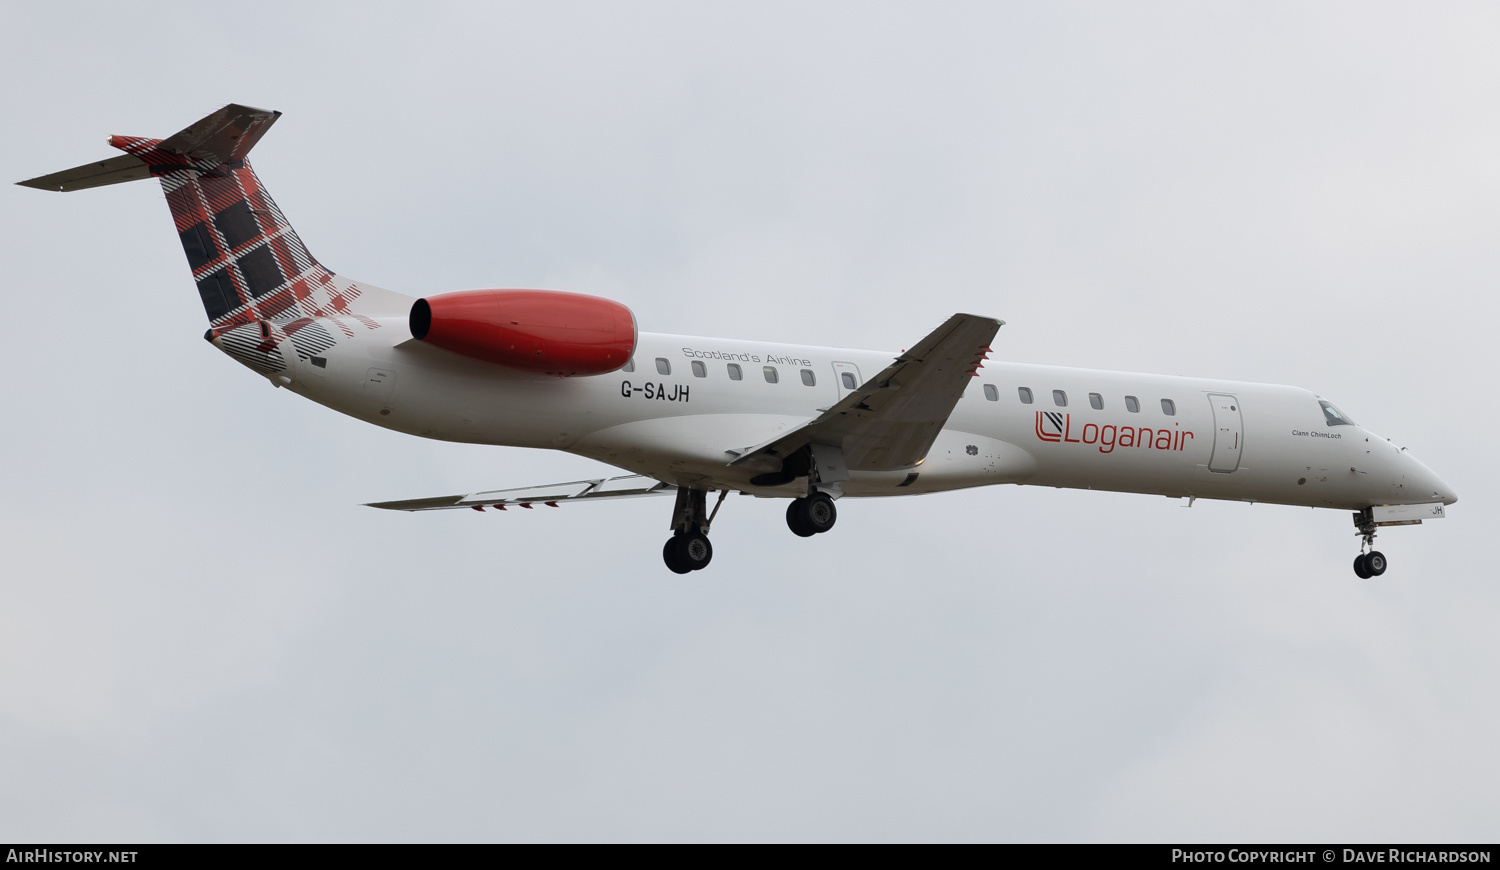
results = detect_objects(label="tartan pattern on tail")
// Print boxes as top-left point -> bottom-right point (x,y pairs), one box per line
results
216,321 -> 288,374
109,136 -> 374,339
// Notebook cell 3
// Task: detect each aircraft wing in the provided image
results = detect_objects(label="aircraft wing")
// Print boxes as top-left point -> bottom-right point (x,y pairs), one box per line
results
367,474 -> 674,512
731,313 -> 1002,472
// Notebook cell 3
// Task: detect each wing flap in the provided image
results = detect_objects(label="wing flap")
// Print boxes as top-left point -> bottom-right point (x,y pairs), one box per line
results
461,481 -> 596,504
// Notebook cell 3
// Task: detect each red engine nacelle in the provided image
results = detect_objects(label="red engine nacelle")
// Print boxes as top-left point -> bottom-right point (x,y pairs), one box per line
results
410,289 -> 637,376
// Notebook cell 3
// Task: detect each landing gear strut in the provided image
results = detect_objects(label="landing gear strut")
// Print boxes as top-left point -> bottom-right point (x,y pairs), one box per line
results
786,491 -> 837,537
1352,510 -> 1388,578
662,487 -> 726,574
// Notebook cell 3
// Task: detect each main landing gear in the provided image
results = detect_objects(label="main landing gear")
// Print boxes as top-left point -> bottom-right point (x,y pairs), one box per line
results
1351,509 -> 1388,579
663,532 -> 712,574
662,488 -> 727,574
786,491 -> 837,537
659,486 -> 843,573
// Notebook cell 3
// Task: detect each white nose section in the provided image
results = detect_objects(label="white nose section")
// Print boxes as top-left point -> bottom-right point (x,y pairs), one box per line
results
1406,453 -> 1457,505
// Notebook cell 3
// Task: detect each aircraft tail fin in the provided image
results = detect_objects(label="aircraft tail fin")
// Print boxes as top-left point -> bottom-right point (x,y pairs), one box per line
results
17,104 -> 410,330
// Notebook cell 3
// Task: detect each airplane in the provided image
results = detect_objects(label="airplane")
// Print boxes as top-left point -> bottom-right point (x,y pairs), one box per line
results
18,103 -> 1457,577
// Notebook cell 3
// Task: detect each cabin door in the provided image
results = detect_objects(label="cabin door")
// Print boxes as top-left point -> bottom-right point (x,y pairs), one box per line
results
1207,393 -> 1243,473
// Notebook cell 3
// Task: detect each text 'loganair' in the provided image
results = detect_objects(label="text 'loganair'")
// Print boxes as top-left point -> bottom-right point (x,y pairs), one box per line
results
1035,412 -> 1192,453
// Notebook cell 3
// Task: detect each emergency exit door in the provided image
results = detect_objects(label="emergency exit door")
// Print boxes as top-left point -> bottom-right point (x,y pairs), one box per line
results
1207,393 -> 1243,473
831,362 -> 863,401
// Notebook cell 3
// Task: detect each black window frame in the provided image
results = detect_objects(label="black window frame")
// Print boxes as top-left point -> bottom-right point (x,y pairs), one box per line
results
1320,400 -> 1356,427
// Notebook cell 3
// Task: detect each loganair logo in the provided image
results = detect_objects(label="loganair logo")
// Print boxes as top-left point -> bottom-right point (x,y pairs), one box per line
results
1035,412 -> 1194,454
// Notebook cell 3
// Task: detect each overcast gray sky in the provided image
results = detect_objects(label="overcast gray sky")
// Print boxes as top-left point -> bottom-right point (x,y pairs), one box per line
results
1,1 -> 1496,842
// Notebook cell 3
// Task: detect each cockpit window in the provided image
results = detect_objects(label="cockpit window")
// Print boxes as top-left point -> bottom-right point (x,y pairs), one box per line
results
1320,400 -> 1356,427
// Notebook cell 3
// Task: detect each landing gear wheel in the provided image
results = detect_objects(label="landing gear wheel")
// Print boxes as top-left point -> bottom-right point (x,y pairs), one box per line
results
664,536 -> 693,574
786,500 -> 816,537
1365,551 -> 1387,576
1353,554 -> 1372,579
663,532 -> 713,573
800,492 -> 837,534
679,531 -> 713,571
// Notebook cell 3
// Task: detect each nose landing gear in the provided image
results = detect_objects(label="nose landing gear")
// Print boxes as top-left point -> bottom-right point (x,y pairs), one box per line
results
1352,510 -> 1388,578
1353,551 -> 1387,579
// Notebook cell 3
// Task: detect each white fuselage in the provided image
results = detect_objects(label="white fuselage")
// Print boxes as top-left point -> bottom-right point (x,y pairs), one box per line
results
260,317 -> 1456,511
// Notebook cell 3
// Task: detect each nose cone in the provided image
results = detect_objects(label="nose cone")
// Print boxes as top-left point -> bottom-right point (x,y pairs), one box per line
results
1405,452 -> 1458,505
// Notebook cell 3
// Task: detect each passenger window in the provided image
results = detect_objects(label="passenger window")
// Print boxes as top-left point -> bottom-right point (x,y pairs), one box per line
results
1089,392 -> 1103,410
1320,400 -> 1356,427
655,358 -> 671,376
1053,390 -> 1068,407
800,369 -> 816,387
763,366 -> 779,384
1161,399 -> 1176,416
622,358 -> 634,373
841,372 -> 857,390
1018,387 -> 1034,404
1125,395 -> 1139,413
727,363 -> 742,381
691,360 -> 706,378
983,384 -> 999,401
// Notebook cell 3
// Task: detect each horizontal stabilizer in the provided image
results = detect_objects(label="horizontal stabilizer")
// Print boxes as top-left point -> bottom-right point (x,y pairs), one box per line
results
17,103 -> 280,192
154,103 -> 281,165
367,474 -> 675,512
16,154 -> 153,192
